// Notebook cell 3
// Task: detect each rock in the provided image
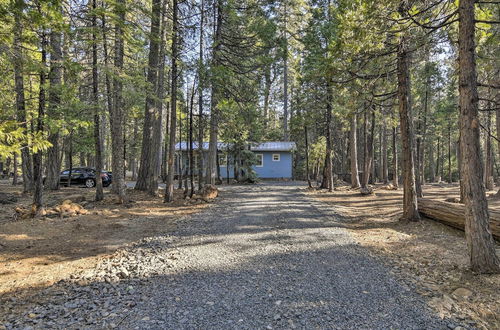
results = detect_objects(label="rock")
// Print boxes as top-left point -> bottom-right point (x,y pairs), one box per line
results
118,268 -> 129,279
200,185 -> 218,201
452,288 -> 472,300
360,187 -> 374,195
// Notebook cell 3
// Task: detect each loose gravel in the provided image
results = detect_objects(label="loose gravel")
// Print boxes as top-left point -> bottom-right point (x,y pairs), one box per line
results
1,182 -> 464,329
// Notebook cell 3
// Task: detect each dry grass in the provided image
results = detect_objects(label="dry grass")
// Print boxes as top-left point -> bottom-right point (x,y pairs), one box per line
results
310,183 -> 500,329
0,181 -> 210,297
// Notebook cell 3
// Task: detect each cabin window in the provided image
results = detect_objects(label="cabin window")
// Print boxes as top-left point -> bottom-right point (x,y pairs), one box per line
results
219,154 -> 227,167
272,154 -> 280,161
255,154 -> 263,167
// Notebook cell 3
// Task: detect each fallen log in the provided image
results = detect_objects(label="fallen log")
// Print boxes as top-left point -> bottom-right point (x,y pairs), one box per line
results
418,198 -> 500,240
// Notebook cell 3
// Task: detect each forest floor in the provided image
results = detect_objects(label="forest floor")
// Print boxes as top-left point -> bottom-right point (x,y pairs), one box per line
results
0,180 -> 498,329
0,180 -> 209,297
310,182 -> 500,329
1,182 -> 456,329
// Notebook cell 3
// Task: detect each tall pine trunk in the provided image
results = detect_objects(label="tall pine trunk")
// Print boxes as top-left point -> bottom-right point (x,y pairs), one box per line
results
350,112 -> 361,188
397,27 -> 419,221
110,0 -> 126,202
392,126 -> 399,189
484,110 -> 493,190
154,0 -> 168,190
458,0 -> 499,273
362,108 -> 374,188
382,119 -> 389,184
45,12 -> 63,190
13,0 -> 33,193
92,0 -> 104,201
165,0 -> 178,202
305,126 -> 312,188
33,32 -> 47,213
136,0 -> 163,193
189,82 -> 195,197
448,121 -> 452,183
197,0 -> 205,190
282,2 -> 289,141
324,84 -> 333,192
207,0 -> 223,185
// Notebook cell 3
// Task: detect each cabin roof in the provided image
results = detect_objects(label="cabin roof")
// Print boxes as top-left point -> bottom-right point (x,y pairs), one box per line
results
250,142 -> 296,152
175,141 -> 296,152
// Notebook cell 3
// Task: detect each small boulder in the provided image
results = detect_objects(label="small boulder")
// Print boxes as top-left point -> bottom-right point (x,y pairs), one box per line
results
360,187 -> 374,195
200,185 -> 218,201
452,288 -> 473,300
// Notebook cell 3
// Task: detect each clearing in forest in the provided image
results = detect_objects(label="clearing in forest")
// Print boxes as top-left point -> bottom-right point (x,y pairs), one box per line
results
2,182 -> 494,329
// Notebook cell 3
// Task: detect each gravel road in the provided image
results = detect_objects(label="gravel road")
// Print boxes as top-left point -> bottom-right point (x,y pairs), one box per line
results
2,182 -> 459,329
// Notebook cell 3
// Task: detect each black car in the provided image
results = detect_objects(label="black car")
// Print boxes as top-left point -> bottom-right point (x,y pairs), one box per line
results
59,167 -> 112,188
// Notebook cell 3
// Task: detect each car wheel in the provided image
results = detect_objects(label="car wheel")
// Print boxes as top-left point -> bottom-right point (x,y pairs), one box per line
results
85,178 -> 96,188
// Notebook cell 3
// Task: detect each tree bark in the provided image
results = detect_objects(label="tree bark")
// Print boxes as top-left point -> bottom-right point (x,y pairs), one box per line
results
12,0 -> 33,193
418,199 -> 500,240
429,139 -> 436,183
325,84 -> 333,192
378,123 -> 383,183
206,0 -> 223,185
448,121 -> 453,183
196,0 -> 205,191
484,110 -> 494,190
136,0 -> 163,193
92,0 -> 104,201
397,27 -> 420,221
110,0 -> 126,202
165,0 -> 178,202
178,108 -> 183,190
419,60 -> 431,187
263,65 -> 271,128
362,108 -> 374,188
12,153 -> 18,185
382,119 -> 389,184
45,12 -> 64,191
33,32 -> 47,213
305,126 -> 312,188
392,125 -> 399,188
189,82 -> 195,197
436,136 -> 441,182
350,112 -> 361,188
458,0 -> 499,273
282,2 -> 289,141
67,132 -> 73,187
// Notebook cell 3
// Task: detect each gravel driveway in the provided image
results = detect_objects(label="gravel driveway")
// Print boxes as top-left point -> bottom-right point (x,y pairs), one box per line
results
2,182 -> 457,329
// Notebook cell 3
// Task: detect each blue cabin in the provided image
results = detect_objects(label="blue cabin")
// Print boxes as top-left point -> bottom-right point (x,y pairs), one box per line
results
174,141 -> 296,180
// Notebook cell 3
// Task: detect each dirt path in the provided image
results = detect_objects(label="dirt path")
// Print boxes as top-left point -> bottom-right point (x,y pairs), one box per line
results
2,182 -> 460,329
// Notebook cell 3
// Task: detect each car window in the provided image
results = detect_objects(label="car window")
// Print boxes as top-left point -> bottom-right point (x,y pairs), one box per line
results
61,170 -> 69,175
72,169 -> 83,174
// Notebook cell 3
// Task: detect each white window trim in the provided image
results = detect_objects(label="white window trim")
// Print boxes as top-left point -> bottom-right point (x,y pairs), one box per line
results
272,153 -> 280,161
255,154 -> 264,167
